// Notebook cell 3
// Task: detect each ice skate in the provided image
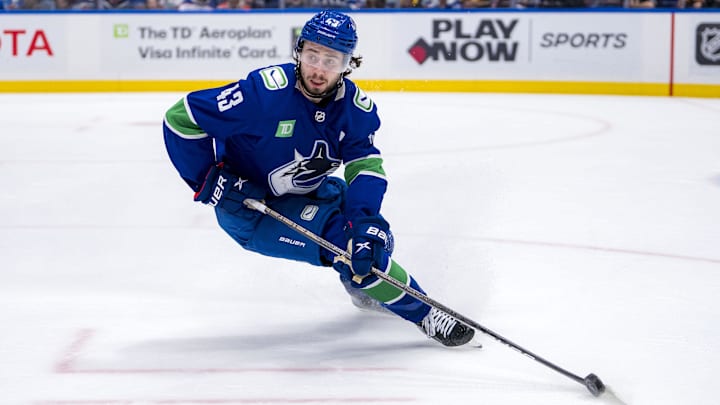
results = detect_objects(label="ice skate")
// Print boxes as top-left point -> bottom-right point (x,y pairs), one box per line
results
341,278 -> 393,315
417,307 -> 475,347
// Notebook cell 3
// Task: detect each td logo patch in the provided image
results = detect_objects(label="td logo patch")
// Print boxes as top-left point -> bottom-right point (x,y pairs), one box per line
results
275,120 -> 295,138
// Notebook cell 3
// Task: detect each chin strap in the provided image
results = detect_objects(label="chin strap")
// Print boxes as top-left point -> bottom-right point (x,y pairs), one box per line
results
294,62 -> 347,101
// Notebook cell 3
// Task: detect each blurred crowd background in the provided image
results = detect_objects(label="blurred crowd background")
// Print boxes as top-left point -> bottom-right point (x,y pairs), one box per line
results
2,0 -> 718,11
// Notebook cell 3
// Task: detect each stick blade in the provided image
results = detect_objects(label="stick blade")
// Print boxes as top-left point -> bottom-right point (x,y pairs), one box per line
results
583,373 -> 605,397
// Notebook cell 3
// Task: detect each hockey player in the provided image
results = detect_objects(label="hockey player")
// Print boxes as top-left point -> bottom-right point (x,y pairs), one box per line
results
162,10 -> 474,347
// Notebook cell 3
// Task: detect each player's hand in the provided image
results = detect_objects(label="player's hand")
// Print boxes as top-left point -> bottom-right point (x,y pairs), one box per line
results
194,163 -> 265,214
333,216 -> 394,283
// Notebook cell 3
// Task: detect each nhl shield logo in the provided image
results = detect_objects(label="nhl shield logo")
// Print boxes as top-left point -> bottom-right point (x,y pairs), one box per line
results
696,23 -> 720,65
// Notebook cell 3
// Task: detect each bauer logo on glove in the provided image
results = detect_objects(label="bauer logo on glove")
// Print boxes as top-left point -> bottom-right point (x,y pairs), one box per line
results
208,174 -> 228,207
335,216 -> 394,282
194,163 -> 266,214
365,226 -> 388,241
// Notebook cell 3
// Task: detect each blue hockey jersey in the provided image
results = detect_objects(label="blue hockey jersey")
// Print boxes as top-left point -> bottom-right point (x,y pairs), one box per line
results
163,63 -> 388,221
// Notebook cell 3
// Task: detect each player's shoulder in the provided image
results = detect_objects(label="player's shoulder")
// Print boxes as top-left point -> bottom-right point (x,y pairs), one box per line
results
337,79 -> 380,135
340,78 -> 377,116
246,63 -> 297,94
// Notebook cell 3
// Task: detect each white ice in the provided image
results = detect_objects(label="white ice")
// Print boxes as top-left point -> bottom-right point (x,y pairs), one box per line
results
1,91 -> 719,405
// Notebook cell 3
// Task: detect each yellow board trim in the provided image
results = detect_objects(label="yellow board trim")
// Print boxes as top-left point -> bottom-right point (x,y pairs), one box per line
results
354,80 -> 671,97
0,80 -> 717,98
672,84 -> 720,98
0,80 -> 230,93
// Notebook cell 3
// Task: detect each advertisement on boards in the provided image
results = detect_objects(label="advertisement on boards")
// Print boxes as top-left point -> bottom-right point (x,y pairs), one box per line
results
99,14 -> 306,80
0,11 -> 717,95
673,13 -> 720,85
0,16 -> 66,77
529,13 -> 669,83
361,13 -> 528,80
368,12 -> 669,83
405,17 -> 522,65
695,22 -> 720,66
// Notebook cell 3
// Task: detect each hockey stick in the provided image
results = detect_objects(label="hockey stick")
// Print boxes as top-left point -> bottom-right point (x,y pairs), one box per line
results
243,198 -> 606,397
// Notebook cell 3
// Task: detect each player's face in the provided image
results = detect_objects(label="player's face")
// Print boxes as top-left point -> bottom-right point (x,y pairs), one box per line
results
299,41 -> 348,95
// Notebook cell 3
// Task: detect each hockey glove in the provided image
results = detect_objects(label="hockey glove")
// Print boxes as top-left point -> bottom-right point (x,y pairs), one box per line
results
194,163 -> 265,214
333,216 -> 394,284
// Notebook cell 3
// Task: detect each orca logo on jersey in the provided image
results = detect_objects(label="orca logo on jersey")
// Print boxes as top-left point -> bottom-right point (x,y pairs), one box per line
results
268,140 -> 341,196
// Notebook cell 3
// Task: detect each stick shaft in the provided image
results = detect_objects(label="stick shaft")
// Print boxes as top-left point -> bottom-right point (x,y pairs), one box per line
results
244,199 -> 589,388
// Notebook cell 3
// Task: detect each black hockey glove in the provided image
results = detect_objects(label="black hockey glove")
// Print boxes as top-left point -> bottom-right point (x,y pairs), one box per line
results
194,163 -> 265,214
333,216 -> 394,284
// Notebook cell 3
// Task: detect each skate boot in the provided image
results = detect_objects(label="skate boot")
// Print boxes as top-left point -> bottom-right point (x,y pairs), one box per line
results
341,278 -> 393,315
417,307 -> 475,347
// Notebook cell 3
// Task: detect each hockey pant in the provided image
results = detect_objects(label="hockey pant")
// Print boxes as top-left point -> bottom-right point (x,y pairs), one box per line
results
214,176 -> 431,323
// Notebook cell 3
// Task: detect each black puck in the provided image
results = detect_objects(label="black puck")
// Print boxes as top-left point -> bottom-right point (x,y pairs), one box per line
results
583,373 -> 606,397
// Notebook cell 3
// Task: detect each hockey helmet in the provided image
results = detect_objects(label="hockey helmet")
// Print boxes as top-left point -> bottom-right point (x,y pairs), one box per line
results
297,10 -> 358,56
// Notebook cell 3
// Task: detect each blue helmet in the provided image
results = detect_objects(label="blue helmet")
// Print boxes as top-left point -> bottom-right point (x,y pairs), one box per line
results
298,10 -> 358,56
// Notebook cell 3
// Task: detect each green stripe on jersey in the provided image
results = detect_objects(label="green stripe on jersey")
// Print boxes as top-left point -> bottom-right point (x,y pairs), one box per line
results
344,157 -> 386,184
361,260 -> 408,304
165,98 -> 205,137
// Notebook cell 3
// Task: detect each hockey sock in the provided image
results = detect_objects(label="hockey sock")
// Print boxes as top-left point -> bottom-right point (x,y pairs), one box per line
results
357,260 -> 431,323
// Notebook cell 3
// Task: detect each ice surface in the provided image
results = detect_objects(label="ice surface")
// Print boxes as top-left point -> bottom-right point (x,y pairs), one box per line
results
1,92 -> 719,405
